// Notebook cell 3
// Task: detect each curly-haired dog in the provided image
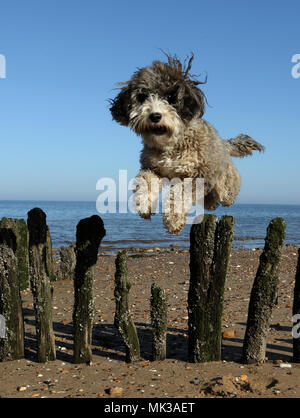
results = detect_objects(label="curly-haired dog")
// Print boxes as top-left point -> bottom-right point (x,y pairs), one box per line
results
110,54 -> 264,234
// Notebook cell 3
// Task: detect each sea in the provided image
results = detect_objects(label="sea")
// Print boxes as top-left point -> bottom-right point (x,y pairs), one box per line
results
0,201 -> 299,252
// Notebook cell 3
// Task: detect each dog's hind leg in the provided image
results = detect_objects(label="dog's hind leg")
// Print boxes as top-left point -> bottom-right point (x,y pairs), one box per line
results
204,189 -> 220,211
133,169 -> 161,219
210,163 -> 241,208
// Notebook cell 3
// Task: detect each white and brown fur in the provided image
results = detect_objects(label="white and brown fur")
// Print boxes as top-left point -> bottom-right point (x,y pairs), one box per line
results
110,54 -> 264,234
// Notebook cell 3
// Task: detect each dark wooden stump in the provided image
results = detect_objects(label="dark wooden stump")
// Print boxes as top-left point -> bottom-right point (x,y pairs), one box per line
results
292,249 -> 300,362
73,215 -> 106,364
188,215 -> 234,363
0,228 -> 24,361
242,218 -> 286,364
0,218 -> 29,290
27,208 -> 56,363
114,250 -> 140,363
150,283 -> 168,361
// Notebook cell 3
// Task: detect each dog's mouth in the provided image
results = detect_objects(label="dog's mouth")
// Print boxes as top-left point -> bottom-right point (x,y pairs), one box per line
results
145,125 -> 168,136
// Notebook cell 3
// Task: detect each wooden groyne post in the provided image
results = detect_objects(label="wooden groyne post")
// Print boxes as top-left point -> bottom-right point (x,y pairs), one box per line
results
188,215 -> 234,363
242,218 -> 286,364
292,249 -> 300,362
114,250 -> 140,363
150,283 -> 168,361
27,208 -> 56,363
73,215 -> 106,364
57,245 -> 76,280
0,218 -> 29,290
0,228 -> 24,361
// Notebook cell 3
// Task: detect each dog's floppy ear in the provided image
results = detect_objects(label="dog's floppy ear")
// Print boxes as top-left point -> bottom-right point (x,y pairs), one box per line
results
181,86 -> 206,120
109,86 -> 131,126
181,54 -> 206,119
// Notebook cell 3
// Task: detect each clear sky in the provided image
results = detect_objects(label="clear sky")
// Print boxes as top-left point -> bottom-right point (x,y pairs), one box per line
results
0,0 -> 299,203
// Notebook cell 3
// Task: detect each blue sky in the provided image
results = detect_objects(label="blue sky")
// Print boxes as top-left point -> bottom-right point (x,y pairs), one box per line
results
0,0 -> 299,203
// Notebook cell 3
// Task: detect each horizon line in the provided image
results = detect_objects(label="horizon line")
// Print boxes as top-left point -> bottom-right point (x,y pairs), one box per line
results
0,199 -> 300,206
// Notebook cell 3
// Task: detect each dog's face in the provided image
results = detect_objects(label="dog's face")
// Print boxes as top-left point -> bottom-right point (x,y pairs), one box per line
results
110,55 -> 206,149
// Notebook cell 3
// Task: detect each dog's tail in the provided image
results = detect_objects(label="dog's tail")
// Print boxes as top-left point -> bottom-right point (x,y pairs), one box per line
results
225,134 -> 265,157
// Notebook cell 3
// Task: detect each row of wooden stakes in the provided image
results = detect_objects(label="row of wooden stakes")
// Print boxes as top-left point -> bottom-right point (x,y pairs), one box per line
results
0,208 -> 299,365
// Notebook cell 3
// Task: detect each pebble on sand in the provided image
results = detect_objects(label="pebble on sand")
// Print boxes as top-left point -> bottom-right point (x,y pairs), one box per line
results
279,363 -> 292,368
222,329 -> 236,338
108,387 -> 124,396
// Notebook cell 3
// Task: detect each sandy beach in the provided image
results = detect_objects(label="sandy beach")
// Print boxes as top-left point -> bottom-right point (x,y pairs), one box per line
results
0,245 -> 299,398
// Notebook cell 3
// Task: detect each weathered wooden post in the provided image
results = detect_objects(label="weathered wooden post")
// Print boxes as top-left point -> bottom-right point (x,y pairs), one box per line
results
242,218 -> 286,364
57,245 -> 76,280
73,215 -> 106,364
292,249 -> 300,363
46,228 -> 55,283
0,228 -> 24,361
114,250 -> 140,363
0,218 -> 29,290
150,283 -> 168,361
27,208 -> 56,363
293,248 -> 300,362
188,215 -> 234,363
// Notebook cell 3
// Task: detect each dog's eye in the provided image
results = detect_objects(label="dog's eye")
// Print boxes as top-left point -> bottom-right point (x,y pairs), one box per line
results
166,89 -> 178,104
137,93 -> 148,104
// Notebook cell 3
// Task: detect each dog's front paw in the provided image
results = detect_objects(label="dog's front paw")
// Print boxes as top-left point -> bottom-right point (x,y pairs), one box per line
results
134,191 -> 152,220
163,212 -> 187,235
133,174 -> 160,220
138,209 -> 152,220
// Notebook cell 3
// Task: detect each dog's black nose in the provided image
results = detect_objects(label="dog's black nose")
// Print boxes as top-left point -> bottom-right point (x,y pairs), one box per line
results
149,112 -> 162,123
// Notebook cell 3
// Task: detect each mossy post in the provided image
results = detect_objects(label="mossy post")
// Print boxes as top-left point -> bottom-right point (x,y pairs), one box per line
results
188,215 -> 234,363
46,229 -> 55,283
242,218 -> 286,364
293,249 -> 300,362
27,208 -> 56,363
0,228 -> 24,361
114,250 -> 140,363
0,217 -> 29,291
150,283 -> 168,361
57,245 -> 76,280
73,215 -> 106,364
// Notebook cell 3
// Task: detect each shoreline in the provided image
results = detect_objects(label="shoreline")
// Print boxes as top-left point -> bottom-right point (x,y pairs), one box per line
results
54,237 -> 299,257
1,201 -> 300,251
